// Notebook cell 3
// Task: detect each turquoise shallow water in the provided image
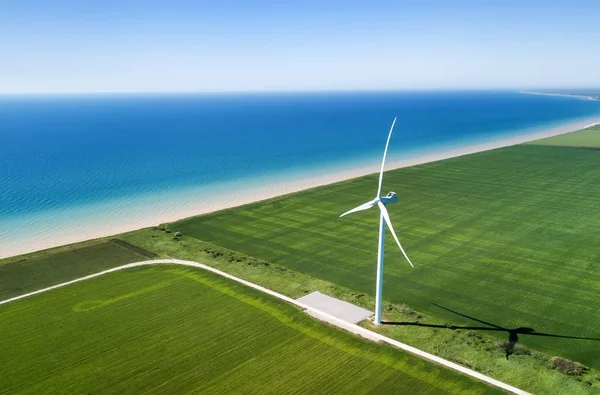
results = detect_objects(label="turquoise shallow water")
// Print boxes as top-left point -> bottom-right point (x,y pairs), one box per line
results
1,91 -> 600,256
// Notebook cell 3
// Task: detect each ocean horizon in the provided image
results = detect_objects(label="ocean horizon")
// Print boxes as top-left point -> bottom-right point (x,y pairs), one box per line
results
2,90 -> 600,258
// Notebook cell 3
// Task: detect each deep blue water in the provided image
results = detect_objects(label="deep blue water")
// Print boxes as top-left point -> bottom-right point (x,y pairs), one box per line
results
1,91 -> 600,254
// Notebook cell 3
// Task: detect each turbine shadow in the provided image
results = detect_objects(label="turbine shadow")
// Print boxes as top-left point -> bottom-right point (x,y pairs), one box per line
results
383,302 -> 600,360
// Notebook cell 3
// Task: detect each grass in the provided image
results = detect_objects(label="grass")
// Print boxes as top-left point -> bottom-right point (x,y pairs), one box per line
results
0,240 -> 153,300
5,137 -> 600,393
528,125 -> 600,147
121,228 -> 600,394
0,265 -> 498,394
171,144 -> 600,371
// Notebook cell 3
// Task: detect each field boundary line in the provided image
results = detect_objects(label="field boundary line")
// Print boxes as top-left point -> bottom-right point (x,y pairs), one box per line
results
0,259 -> 529,395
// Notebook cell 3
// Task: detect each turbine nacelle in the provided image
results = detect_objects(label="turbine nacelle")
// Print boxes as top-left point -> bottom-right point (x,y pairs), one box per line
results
338,192 -> 398,218
380,191 -> 397,204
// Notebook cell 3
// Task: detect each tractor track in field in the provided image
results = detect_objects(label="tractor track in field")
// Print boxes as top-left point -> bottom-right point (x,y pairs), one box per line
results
0,259 -> 528,395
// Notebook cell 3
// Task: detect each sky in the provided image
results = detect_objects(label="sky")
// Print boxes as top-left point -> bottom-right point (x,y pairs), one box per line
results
1,0 -> 600,93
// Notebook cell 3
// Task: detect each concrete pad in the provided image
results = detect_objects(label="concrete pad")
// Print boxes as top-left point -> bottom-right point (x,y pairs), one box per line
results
297,291 -> 373,324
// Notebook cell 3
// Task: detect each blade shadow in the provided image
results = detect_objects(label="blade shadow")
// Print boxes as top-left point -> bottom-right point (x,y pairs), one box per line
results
382,302 -> 600,360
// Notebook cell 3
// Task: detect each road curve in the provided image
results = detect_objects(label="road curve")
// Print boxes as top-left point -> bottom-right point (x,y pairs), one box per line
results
0,259 -> 529,395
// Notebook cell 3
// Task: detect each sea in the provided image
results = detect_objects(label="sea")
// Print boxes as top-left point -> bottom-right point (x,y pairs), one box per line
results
2,91 -> 600,257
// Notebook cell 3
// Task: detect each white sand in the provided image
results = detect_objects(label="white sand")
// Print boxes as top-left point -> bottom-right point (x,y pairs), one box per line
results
1,117 -> 600,260
520,90 -> 600,101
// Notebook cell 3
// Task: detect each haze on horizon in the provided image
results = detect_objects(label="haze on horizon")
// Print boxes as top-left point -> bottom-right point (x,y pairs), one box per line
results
2,0 -> 600,94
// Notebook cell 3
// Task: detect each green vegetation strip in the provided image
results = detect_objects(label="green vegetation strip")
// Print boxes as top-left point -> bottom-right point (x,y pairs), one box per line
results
0,266 -> 497,394
121,228 -> 600,394
4,137 -> 600,393
0,241 -> 150,300
172,144 -> 600,370
527,125 -> 600,147
108,238 -> 158,258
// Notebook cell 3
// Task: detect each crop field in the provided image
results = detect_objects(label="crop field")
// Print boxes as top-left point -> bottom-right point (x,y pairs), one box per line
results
174,144 -> 600,368
528,125 -> 600,147
0,240 -> 153,300
0,265 -> 496,394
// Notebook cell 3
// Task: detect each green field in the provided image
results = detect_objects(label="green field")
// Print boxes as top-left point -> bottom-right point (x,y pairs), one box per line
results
4,133 -> 600,393
173,144 -> 600,369
0,240 -> 154,300
0,265 -> 496,394
528,125 -> 600,147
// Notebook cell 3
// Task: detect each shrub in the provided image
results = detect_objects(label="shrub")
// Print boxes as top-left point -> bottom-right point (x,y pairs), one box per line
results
495,341 -> 531,356
548,357 -> 587,376
399,304 -> 418,317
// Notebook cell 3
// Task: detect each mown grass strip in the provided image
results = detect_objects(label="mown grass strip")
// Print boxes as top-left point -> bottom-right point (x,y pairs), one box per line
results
0,241 -> 148,300
527,125 -> 600,147
172,144 -> 600,369
0,266 -> 498,394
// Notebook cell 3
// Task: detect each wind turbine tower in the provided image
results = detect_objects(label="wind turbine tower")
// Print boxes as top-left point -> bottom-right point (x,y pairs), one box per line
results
340,118 -> 414,325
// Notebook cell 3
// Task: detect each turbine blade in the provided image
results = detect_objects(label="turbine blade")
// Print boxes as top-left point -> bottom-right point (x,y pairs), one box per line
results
377,201 -> 414,267
340,200 -> 376,217
376,117 -> 397,198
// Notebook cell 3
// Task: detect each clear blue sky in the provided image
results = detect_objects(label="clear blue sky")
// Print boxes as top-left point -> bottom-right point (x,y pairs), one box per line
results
2,0 -> 599,93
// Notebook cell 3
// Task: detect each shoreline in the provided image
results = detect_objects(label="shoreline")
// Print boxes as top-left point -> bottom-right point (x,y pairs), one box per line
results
520,90 -> 600,101
2,116 -> 600,260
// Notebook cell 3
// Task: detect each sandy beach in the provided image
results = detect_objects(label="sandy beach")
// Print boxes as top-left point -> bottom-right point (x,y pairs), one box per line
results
1,117 -> 600,260
520,90 -> 600,101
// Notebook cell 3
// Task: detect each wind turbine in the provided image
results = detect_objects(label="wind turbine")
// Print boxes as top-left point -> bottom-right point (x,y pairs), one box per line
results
340,117 -> 414,325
